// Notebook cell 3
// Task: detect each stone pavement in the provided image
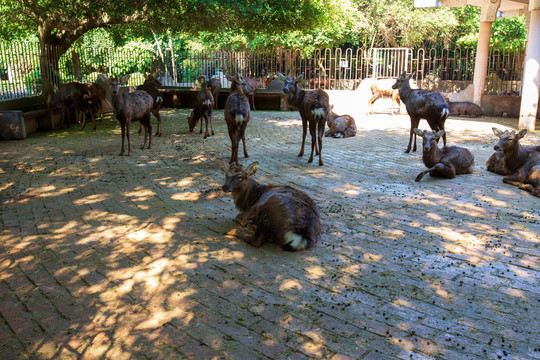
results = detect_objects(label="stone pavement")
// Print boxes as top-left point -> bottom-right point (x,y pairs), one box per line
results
0,99 -> 539,359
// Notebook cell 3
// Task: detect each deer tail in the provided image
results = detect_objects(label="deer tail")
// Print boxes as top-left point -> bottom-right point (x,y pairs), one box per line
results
282,232 -> 309,251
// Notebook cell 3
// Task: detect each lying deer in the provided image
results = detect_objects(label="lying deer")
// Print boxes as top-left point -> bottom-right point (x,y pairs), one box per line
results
325,106 -> 356,138
413,129 -> 474,182
367,84 -> 401,115
217,159 -> 321,251
393,72 -> 449,153
447,100 -> 483,118
224,74 -> 252,164
109,76 -> 153,156
278,72 -> 330,166
486,128 -> 540,175
188,76 -> 215,139
501,151 -> 540,197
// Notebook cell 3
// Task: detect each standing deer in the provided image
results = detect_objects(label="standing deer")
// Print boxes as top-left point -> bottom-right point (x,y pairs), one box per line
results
81,81 -> 108,130
109,76 -> 153,156
224,74 -> 252,164
244,77 -> 261,110
278,73 -> 330,166
188,76 -> 215,139
413,129 -> 474,182
367,84 -> 401,115
136,73 -> 164,136
55,82 -> 89,129
486,128 -> 540,175
217,159 -> 321,251
392,72 -> 449,153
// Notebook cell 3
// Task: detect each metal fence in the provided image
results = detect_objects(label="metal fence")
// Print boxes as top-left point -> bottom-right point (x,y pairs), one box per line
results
0,41 -> 526,101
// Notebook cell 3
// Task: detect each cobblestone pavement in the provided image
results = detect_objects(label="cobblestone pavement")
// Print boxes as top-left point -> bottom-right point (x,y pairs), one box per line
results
0,97 -> 539,359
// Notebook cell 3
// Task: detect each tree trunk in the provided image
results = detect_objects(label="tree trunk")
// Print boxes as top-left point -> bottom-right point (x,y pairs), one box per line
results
168,30 -> 177,82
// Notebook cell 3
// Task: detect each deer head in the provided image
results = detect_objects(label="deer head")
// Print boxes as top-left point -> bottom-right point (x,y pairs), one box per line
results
217,159 -> 258,193
492,128 -> 527,151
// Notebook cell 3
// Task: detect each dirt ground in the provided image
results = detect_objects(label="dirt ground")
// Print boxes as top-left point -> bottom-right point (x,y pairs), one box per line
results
0,97 -> 539,359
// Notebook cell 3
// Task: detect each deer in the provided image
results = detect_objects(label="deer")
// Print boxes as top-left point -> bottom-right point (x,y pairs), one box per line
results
501,151 -> 540,197
81,80 -> 108,130
486,128 -> 540,175
446,100 -> 483,118
243,77 -> 261,110
367,83 -> 401,115
109,76 -> 153,156
217,159 -> 322,251
54,82 -> 89,129
325,105 -> 356,138
278,72 -> 330,166
188,76 -> 215,139
224,74 -> 252,164
207,77 -> 221,109
392,72 -> 449,153
136,73 -> 164,136
413,129 -> 474,182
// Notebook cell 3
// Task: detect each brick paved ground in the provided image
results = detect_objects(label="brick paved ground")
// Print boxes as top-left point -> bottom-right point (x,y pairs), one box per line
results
0,95 -> 539,359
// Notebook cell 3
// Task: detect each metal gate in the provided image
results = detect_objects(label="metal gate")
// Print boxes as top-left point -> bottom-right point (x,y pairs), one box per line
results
368,48 -> 411,78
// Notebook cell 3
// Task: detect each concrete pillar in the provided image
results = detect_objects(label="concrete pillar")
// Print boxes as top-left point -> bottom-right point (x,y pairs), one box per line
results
472,0 -> 501,106
518,5 -> 540,131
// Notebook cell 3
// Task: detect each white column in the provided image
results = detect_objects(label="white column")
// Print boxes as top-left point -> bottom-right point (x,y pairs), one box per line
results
519,5 -> 540,131
472,0 -> 501,106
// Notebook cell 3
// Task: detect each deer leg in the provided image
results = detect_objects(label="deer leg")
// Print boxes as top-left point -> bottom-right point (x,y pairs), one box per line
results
126,120 -> 132,156
210,112 -> 215,136
119,122 -> 126,156
199,111 -> 203,134
368,92 -> 381,115
298,118 -> 308,157
153,108 -> 162,136
242,134 -> 249,158
308,123 -> 317,163
251,94 -> 256,111
406,117 -> 421,153
416,163 -> 455,182
317,121 -> 324,166
138,123 -> 142,134
203,113 -> 210,139
80,110 -> 87,130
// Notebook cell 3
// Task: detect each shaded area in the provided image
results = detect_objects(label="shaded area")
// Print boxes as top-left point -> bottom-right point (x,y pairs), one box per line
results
0,108 -> 539,359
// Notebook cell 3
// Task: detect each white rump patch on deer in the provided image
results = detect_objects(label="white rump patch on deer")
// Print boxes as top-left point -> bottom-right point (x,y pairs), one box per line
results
235,115 -> 245,124
441,108 -> 449,118
156,96 -> 163,104
284,232 -> 305,250
203,99 -> 212,106
312,108 -> 325,118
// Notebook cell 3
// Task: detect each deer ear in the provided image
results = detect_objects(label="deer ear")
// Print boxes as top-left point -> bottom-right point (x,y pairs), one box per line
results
296,74 -> 305,85
435,130 -> 446,138
277,72 -> 286,81
492,127 -> 503,137
215,158 -> 229,173
245,162 -> 259,176
517,129 -> 527,139
413,128 -> 424,136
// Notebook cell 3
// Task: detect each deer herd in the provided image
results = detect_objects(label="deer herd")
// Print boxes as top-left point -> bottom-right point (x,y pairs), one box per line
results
53,71 -> 540,251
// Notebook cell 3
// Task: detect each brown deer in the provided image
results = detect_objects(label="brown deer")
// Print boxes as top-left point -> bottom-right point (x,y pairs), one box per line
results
413,129 -> 474,182
446,100 -> 483,118
278,73 -> 330,166
109,76 -> 153,156
207,77 -> 221,109
367,84 -> 401,115
54,82 -> 89,129
224,74 -> 252,164
486,128 -> 540,175
325,106 -> 356,138
244,77 -> 261,110
217,160 -> 321,251
188,76 -> 215,139
393,72 -> 449,153
81,81 -> 108,130
501,152 -> 540,197
136,73 -> 164,136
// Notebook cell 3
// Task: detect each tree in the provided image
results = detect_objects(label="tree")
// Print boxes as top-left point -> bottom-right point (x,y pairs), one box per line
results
0,0 -> 337,96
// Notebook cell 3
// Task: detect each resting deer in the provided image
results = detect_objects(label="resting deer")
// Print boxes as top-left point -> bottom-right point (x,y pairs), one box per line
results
109,76 -> 153,156
224,74 -> 252,164
393,72 -> 449,153
325,106 -> 356,138
217,159 -> 321,251
278,73 -> 330,166
486,128 -> 540,175
413,129 -> 474,182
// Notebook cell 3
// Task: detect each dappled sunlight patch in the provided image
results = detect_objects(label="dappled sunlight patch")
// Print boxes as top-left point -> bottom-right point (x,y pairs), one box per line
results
0,181 -> 13,192
127,228 -> 173,244
500,287 -> 529,300
475,195 -> 508,207
172,191 -> 200,201
74,193 -> 110,205
363,253 -> 383,262
279,279 -> 303,292
426,213 -> 443,221
453,202 -> 486,217
124,187 -> 156,202
427,282 -> 454,300
425,225 -> 484,247
305,265 -> 327,279
300,331 -> 325,357
267,119 -> 302,127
